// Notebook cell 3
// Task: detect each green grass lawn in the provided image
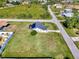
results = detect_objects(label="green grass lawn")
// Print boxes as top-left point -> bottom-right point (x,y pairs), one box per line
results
2,22 -> 73,59
42,23 -> 58,30
75,42 -> 79,49
0,4 -> 51,19
65,28 -> 77,37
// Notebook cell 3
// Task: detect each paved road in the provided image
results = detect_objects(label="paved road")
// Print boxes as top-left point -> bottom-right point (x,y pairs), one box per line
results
48,5 -> 79,59
0,19 -> 53,23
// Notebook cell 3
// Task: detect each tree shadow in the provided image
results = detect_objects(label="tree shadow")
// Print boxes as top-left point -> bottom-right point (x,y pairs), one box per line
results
64,56 -> 70,59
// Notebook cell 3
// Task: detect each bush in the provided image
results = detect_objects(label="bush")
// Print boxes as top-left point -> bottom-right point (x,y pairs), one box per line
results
64,56 -> 70,59
11,1 -> 20,5
31,30 -> 37,36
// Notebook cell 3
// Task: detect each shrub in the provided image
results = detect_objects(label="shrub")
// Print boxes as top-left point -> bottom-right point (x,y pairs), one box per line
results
64,56 -> 70,59
31,30 -> 37,36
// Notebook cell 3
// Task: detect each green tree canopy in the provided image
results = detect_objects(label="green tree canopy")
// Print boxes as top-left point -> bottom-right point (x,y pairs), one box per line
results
0,0 -> 5,7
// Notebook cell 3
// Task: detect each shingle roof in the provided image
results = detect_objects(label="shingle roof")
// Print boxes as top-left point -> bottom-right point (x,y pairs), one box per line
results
0,21 -> 8,27
31,22 -> 47,30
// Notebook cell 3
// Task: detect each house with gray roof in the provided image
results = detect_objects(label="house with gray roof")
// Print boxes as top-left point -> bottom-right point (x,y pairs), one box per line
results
8,0 -> 22,2
29,22 -> 47,31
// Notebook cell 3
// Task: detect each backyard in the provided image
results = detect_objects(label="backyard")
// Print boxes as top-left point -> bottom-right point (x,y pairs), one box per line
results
0,4 -> 51,19
1,22 -> 73,59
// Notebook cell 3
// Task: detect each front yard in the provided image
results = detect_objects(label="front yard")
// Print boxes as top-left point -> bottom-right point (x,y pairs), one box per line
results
1,22 -> 73,59
0,4 -> 51,19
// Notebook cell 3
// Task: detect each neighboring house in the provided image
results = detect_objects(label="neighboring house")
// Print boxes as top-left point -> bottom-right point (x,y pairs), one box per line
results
38,0 -> 47,4
62,8 -> 74,17
29,22 -> 47,32
63,0 -> 73,3
0,32 -> 13,53
6,0 -> 23,5
0,21 -> 9,30
7,0 -> 48,4
6,3 -> 14,7
7,0 -> 22,3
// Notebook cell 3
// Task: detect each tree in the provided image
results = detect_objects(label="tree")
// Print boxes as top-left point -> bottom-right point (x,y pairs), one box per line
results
63,17 -> 76,28
0,0 -> 5,7
64,56 -> 70,59
6,0 -> 9,3
75,17 -> 79,29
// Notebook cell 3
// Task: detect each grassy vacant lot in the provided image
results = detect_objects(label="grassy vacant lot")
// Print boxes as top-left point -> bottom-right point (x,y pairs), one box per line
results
0,4 -> 51,19
2,22 -> 73,59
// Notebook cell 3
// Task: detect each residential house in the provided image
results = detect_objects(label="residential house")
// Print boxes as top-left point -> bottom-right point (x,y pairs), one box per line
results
0,21 -> 9,30
62,0 -> 73,3
7,0 -> 22,3
62,8 -> 74,17
29,22 -> 47,32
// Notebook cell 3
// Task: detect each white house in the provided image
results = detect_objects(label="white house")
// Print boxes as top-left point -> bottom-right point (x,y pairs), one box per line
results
62,8 -> 74,17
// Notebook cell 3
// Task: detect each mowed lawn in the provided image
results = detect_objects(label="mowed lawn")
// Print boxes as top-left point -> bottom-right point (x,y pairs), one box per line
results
0,4 -> 51,19
2,22 -> 73,59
